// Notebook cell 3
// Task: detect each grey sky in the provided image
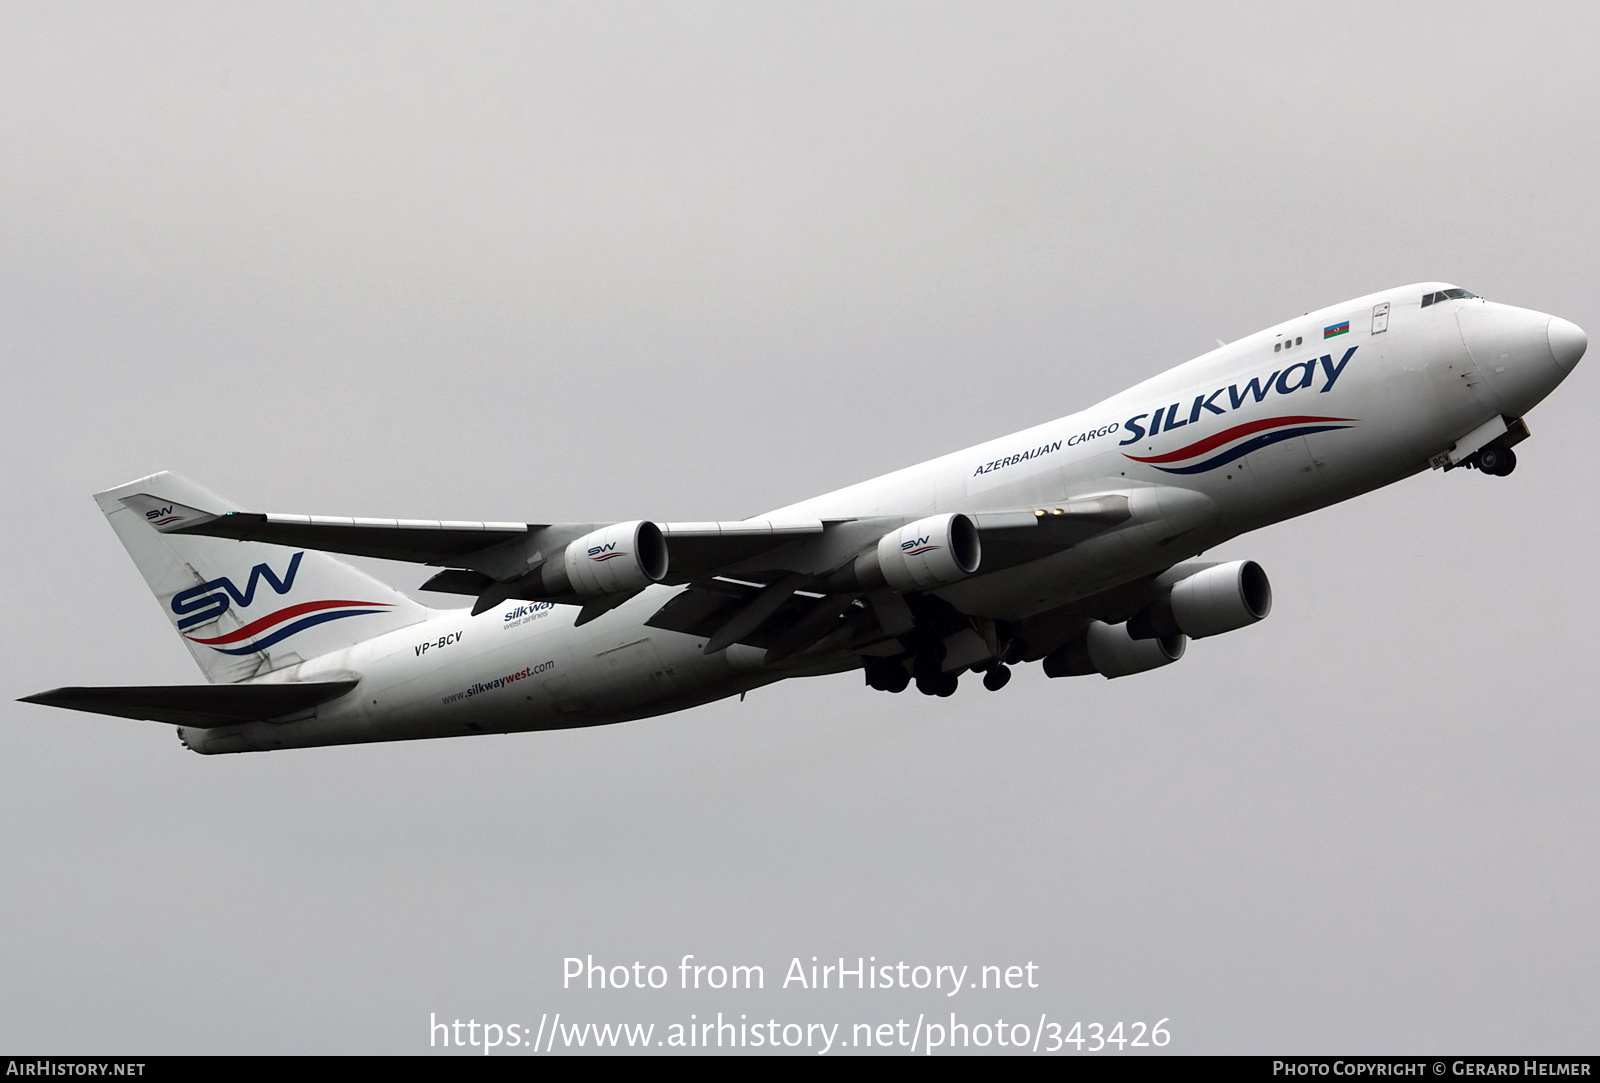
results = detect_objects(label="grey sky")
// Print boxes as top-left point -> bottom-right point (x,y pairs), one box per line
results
2,3 -> 1597,1053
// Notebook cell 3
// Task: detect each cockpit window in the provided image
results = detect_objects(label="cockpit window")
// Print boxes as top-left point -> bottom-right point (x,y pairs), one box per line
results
1421,288 -> 1480,307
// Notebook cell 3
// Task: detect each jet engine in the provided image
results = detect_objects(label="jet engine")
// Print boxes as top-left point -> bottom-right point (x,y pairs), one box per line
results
848,513 -> 982,593
539,521 -> 669,599
1127,560 -> 1272,641
1043,620 -> 1185,679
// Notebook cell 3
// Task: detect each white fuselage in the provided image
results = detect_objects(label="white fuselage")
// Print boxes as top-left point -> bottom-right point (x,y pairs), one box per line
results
181,283 -> 1580,753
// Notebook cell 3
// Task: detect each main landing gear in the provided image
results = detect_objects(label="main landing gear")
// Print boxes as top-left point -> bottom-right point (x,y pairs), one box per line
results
864,615 -> 1020,698
863,657 -> 1013,695
863,657 -> 911,693
981,664 -> 1012,692
913,651 -> 958,697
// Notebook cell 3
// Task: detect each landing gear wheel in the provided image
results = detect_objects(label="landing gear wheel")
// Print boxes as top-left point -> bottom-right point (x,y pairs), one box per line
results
1478,445 -> 1517,476
982,664 -> 1012,692
917,671 -> 960,697
864,658 -> 910,693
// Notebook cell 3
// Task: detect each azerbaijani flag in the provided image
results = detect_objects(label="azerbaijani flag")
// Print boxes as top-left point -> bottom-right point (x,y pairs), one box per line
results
1324,321 -> 1350,338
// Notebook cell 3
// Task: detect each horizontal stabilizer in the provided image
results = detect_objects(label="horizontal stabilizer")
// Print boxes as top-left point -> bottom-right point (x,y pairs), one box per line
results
19,681 -> 359,728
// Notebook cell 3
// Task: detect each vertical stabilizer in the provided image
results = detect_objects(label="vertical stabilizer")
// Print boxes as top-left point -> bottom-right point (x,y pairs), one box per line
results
95,472 -> 431,684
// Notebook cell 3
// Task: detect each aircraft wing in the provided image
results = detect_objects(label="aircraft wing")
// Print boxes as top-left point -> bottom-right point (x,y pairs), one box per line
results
645,495 -> 1134,660
129,494 -> 824,574
177,511 -> 536,563
125,498 -> 537,564
126,489 -> 1130,633
128,492 -> 829,589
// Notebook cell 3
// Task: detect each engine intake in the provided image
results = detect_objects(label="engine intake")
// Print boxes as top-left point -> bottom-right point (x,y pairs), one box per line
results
849,513 -> 982,593
540,521 -> 669,599
1043,620 -> 1185,679
1127,560 -> 1272,641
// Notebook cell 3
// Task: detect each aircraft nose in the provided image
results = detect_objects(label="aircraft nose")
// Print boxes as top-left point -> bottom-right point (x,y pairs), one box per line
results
1547,316 -> 1587,370
1456,302 -> 1577,416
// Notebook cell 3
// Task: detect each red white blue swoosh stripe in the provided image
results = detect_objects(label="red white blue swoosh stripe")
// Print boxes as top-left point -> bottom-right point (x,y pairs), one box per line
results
184,599 -> 392,655
1124,415 -> 1356,474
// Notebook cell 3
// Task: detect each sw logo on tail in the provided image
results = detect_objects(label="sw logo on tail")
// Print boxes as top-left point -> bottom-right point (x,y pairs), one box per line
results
170,552 -> 391,655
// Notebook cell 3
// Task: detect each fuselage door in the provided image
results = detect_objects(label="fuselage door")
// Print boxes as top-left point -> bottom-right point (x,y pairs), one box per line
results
1372,302 -> 1390,335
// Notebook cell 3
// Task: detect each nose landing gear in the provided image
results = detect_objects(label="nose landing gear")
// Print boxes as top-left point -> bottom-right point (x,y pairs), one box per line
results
1475,445 -> 1517,476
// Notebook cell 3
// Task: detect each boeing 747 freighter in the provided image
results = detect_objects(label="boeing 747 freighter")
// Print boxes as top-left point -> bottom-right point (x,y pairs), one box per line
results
22,284 -> 1587,753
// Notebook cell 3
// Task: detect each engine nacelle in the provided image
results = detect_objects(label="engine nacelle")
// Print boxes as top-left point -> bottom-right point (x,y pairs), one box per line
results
1127,560 -> 1272,641
1043,620 -> 1185,679
850,513 -> 982,593
540,521 -> 669,599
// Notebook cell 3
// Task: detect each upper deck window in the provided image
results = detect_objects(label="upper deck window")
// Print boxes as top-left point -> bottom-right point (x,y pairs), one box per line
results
1421,288 -> 1479,308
